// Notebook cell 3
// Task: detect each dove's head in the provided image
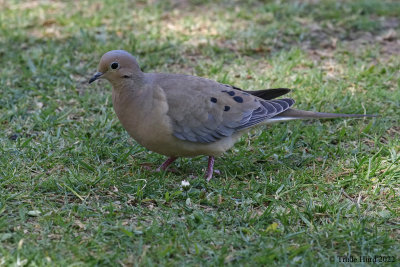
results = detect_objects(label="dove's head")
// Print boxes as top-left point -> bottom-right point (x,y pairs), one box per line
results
89,50 -> 143,85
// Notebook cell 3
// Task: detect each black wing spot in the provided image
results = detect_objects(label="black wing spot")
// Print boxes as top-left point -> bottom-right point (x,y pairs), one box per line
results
222,90 -> 235,96
224,106 -> 230,111
233,96 -> 243,103
210,97 -> 217,103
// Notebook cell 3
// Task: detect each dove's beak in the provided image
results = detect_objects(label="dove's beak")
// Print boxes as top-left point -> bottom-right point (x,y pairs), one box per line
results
89,72 -> 103,84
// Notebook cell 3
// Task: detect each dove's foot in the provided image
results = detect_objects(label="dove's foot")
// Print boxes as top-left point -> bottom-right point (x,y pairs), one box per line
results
140,162 -> 154,171
205,156 -> 215,181
156,156 -> 178,172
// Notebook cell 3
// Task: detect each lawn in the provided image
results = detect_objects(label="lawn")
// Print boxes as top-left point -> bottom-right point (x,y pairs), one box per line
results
0,0 -> 399,266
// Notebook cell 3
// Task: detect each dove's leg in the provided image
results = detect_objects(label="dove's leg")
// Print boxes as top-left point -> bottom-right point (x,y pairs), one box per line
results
156,157 -> 178,171
205,156 -> 215,181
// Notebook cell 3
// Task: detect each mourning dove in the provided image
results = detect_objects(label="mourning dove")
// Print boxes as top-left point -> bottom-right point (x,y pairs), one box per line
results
89,50 -> 374,181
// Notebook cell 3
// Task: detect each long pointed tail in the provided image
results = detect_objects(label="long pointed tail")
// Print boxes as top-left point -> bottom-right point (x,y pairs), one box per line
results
267,108 -> 377,123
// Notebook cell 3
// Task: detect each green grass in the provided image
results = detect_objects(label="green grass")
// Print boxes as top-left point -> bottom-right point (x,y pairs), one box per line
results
1,0 -> 399,265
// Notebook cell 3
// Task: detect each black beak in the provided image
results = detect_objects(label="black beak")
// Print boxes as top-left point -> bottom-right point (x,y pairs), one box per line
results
89,72 -> 103,84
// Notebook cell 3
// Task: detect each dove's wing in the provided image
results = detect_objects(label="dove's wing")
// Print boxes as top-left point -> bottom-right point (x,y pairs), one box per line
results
152,74 -> 294,143
233,87 -> 291,100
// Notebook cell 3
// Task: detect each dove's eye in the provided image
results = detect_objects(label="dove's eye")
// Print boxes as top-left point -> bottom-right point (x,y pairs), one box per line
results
110,62 -> 119,69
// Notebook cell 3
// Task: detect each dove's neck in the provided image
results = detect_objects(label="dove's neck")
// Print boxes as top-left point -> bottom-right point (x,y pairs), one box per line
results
109,72 -> 146,92
111,72 -> 150,107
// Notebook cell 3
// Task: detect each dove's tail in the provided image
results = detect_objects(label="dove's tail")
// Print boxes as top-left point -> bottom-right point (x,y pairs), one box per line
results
266,108 -> 377,123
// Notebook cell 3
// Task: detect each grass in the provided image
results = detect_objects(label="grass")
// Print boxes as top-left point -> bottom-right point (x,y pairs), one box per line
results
0,0 -> 399,265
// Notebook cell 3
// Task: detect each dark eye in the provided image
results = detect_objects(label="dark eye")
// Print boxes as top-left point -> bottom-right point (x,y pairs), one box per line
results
110,62 -> 119,69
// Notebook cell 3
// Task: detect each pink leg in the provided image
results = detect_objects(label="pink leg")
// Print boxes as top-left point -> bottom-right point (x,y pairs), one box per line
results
156,157 -> 178,172
205,156 -> 215,181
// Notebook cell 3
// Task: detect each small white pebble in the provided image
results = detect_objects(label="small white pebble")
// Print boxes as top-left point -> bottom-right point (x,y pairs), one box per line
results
27,210 -> 41,217
181,180 -> 190,187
